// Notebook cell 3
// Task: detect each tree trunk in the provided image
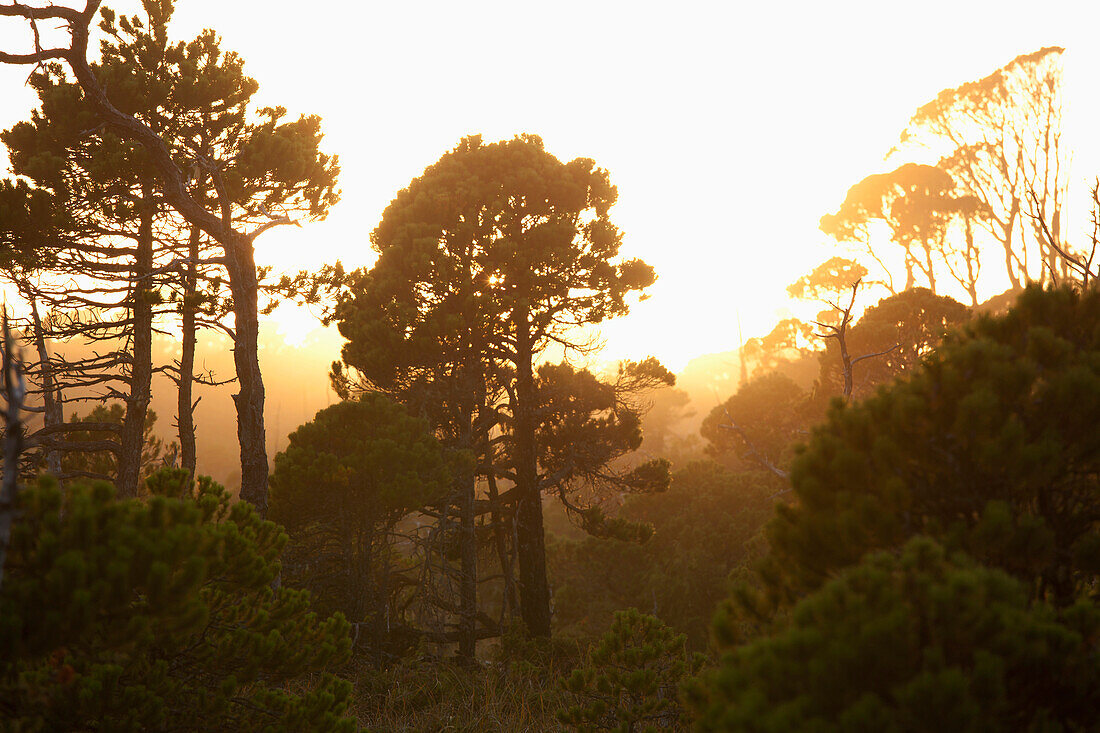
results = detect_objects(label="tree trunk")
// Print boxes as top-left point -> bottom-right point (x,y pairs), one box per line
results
225,236 -> 268,513
964,217 -> 979,307
922,244 -> 936,294
1003,203 -> 1022,290
28,293 -> 62,479
486,457 -> 517,621
457,397 -> 478,661
513,306 -> 551,637
117,179 -> 155,498
177,225 -> 199,477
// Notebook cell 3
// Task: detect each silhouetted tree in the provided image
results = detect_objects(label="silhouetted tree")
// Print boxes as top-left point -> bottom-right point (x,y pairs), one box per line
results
820,163 -> 960,294
0,1 -> 339,513
816,287 -> 969,399
2,46 -> 172,496
899,47 -> 1067,288
333,135 -> 655,640
270,396 -> 466,652
787,256 -> 868,312
738,318 -> 817,380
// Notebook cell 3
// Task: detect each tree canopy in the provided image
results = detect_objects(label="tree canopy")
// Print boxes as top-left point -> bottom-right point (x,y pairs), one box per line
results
332,134 -> 658,639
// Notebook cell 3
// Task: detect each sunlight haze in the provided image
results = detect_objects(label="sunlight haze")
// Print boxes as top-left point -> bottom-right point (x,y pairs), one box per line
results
6,3 -> 1100,722
2,0 -> 1097,371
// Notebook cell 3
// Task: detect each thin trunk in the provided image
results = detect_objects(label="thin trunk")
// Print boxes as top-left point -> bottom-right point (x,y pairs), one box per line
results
486,459 -> 517,620
1047,208 -> 1062,282
923,243 -> 936,294
225,237 -> 268,513
457,399 -> 478,660
0,318 -> 24,594
177,225 -> 199,476
28,294 -> 62,478
964,217 -> 979,306
1003,203 -> 1022,289
117,179 -> 155,498
513,306 -> 551,637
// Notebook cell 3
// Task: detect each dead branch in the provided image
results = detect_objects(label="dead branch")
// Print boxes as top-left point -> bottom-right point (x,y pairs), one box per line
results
717,402 -> 789,480
1026,187 -> 1099,287
813,279 -> 898,400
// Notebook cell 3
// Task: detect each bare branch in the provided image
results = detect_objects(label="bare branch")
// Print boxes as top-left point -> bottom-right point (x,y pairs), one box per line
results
717,404 -> 789,480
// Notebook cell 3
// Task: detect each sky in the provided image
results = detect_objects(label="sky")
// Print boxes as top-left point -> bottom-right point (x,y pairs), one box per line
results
1,0 -> 1098,372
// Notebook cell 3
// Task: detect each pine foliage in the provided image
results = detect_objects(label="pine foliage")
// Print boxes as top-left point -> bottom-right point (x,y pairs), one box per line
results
766,285 -> 1100,606
0,469 -> 354,731
558,609 -> 703,732
689,538 -> 1100,732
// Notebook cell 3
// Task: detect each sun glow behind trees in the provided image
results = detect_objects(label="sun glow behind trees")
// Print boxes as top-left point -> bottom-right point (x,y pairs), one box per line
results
2,0 -> 1099,375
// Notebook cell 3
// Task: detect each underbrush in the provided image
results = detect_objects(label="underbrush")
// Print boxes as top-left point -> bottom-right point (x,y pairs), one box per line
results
349,636 -> 583,732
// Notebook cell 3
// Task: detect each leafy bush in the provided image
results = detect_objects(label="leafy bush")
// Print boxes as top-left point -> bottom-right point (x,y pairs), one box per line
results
689,538 -> 1100,731
0,469 -> 354,731
558,609 -> 703,732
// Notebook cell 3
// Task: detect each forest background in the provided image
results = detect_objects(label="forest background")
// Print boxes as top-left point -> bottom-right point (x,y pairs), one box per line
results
4,0 -> 1100,489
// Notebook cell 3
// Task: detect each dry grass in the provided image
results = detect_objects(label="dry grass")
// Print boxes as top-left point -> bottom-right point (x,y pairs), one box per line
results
348,639 -> 584,732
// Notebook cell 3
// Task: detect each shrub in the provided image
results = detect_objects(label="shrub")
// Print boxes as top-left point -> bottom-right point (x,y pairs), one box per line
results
558,609 -> 703,732
689,538 -> 1100,732
0,469 -> 354,731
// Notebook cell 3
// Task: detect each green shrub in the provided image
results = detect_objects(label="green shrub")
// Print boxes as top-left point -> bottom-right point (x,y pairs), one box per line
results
558,609 -> 704,732
689,538 -> 1100,732
0,469 -> 354,731
766,285 -> 1100,607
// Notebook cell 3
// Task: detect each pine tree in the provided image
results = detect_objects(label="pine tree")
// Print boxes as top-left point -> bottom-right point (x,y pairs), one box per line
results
765,285 -> 1100,607
333,134 -> 655,639
558,608 -> 703,733
269,395 -> 468,652
689,538 -> 1100,732
0,1 -> 339,513
0,468 -> 354,731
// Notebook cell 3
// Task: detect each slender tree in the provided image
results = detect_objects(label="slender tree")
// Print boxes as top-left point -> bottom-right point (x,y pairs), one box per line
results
0,2 -> 338,510
820,163 -> 958,294
899,47 -> 1067,288
815,287 -> 969,400
3,59 -> 172,496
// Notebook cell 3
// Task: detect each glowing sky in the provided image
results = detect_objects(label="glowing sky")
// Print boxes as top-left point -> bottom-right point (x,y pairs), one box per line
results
2,0 -> 1098,371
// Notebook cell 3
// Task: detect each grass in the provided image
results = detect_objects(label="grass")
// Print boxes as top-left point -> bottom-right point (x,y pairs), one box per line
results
348,637 -> 583,732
